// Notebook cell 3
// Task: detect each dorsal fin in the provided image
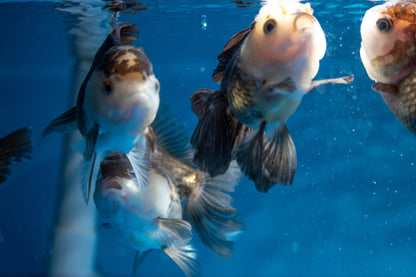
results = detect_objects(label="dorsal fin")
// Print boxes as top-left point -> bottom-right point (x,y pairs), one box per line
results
150,100 -> 196,169
76,23 -> 139,136
212,22 -> 255,83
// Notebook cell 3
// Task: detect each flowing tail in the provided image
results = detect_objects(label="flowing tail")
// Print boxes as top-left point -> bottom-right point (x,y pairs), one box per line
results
0,127 -> 34,184
190,89 -> 241,176
187,161 -> 243,258
236,123 -> 296,193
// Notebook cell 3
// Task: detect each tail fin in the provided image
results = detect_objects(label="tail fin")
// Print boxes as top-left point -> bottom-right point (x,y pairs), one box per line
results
0,127 -> 34,184
187,162 -> 243,258
190,89 -> 234,176
236,123 -> 296,193
163,245 -> 199,277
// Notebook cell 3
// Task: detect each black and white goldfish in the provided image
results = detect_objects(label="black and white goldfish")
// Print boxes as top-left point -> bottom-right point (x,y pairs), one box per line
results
43,23 -> 160,203
0,127 -> 33,184
360,0 -> 416,135
191,0 -> 353,192
94,103 -> 243,277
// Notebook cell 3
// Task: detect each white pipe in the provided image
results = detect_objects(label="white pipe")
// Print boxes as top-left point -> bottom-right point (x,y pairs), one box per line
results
48,2 -> 112,276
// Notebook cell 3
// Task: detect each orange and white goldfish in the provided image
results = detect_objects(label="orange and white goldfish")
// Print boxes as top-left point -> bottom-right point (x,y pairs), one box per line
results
94,103 -> 243,276
43,23 -> 160,203
360,0 -> 416,135
0,127 -> 33,184
191,0 -> 353,192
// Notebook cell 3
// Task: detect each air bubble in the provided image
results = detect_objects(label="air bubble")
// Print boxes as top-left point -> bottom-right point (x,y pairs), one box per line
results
200,15 -> 207,30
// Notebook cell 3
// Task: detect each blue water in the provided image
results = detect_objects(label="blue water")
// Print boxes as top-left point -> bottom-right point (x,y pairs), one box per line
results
0,0 -> 416,276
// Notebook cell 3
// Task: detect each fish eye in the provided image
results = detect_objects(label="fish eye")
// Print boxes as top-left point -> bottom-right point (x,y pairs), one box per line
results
376,17 -> 393,33
102,80 -> 113,96
154,80 -> 160,93
263,19 -> 277,35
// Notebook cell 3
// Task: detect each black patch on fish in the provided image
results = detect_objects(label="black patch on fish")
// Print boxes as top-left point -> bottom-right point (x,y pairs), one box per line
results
212,23 -> 254,83
99,151 -> 133,179
100,47 -> 153,78
0,127 -> 33,184
236,123 -> 296,192
42,107 -> 77,137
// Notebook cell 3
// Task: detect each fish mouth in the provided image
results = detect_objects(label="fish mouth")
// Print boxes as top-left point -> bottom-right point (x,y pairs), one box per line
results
107,105 -> 138,125
104,180 -> 122,190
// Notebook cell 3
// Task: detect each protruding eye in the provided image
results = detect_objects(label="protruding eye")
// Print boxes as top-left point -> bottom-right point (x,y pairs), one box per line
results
294,12 -> 316,31
376,17 -> 393,33
263,19 -> 277,35
102,80 -> 113,96
154,80 -> 160,93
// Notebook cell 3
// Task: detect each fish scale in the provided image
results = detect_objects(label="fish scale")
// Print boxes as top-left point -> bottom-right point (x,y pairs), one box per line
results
227,64 -> 262,127
382,70 -> 416,135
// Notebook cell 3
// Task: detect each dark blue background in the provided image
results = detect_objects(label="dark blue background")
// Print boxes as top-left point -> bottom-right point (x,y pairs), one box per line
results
0,1 -> 415,276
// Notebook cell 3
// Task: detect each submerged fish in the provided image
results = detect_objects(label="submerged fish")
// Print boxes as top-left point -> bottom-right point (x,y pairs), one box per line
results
360,0 -> 416,135
94,103 -> 243,276
0,127 -> 33,184
191,0 -> 353,192
43,23 -> 160,203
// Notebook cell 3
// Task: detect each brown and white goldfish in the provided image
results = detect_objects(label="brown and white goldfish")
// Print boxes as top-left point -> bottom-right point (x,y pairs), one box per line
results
360,0 -> 416,135
43,23 -> 160,203
94,103 -> 243,276
0,127 -> 33,184
191,0 -> 353,192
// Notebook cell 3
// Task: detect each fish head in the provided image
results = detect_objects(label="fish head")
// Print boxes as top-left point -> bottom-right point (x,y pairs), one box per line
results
93,152 -> 143,218
360,1 -> 416,83
248,0 -> 326,65
240,0 -> 326,89
85,46 -> 160,136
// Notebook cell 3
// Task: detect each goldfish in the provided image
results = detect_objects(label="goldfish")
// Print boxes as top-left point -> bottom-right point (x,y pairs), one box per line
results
94,102 -> 243,276
0,127 -> 33,184
43,23 -> 160,203
191,0 -> 353,192
360,0 -> 416,135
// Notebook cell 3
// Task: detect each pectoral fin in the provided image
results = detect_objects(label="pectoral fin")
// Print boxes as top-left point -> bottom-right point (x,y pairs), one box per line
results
374,82 -> 416,135
372,82 -> 399,95
163,245 -> 199,277
157,218 -> 193,247
261,77 -> 297,94
84,124 -> 99,161
0,127 -> 33,184
80,152 -> 98,205
186,161 -> 243,258
308,74 -> 354,93
125,142 -> 152,194
42,107 -> 77,137
132,250 -> 152,277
